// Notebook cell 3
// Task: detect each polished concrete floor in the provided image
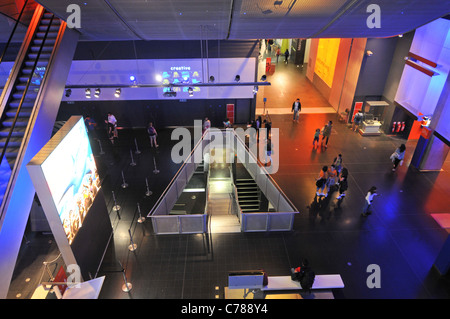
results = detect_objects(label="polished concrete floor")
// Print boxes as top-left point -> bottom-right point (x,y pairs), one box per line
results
6,50 -> 450,303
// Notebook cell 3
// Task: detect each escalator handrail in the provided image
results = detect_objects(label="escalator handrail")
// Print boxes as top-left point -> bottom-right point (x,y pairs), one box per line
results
0,12 -> 55,169
0,0 -> 30,65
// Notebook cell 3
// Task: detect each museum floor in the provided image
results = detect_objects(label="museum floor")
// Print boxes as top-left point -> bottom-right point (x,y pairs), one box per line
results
6,59 -> 450,302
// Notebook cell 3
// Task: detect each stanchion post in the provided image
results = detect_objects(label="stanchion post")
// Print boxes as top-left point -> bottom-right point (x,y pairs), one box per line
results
134,138 -> 141,154
153,156 -> 160,174
97,139 -> 105,155
128,229 -> 137,251
145,177 -> 152,196
137,203 -> 145,223
121,269 -> 132,292
112,191 -> 121,211
130,149 -> 136,166
121,170 -> 128,188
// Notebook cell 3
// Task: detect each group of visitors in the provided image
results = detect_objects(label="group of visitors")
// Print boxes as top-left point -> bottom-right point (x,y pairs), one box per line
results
315,154 -> 347,199
84,112 -> 159,148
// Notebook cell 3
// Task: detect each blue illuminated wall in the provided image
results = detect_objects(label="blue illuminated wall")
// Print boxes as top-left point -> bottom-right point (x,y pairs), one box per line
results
395,18 -> 450,131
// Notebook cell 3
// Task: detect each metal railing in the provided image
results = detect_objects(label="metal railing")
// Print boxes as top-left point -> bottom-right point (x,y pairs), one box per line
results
0,0 -> 30,66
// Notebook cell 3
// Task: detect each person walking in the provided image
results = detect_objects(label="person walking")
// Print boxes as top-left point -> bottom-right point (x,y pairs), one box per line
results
321,121 -> 333,148
336,167 -> 348,200
361,186 -> 378,216
256,115 -> 262,141
84,115 -> 97,140
352,111 -> 363,132
284,49 -> 290,63
147,122 -> 158,148
315,166 -> 328,196
292,98 -> 301,122
325,164 -> 338,196
203,117 -> 211,134
312,128 -> 321,148
105,112 -> 118,140
333,154 -> 343,174
390,144 -> 406,171
264,138 -> 273,166
264,119 -> 272,140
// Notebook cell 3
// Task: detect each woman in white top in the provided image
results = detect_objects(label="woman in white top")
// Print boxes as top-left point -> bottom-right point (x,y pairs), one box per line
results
391,144 -> 406,171
361,186 -> 378,216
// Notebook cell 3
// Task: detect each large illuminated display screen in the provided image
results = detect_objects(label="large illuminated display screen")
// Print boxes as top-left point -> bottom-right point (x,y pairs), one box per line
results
314,38 -> 341,87
157,61 -> 203,95
40,117 -> 100,244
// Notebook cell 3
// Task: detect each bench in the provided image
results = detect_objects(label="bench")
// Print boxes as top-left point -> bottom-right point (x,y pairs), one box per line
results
261,275 -> 344,291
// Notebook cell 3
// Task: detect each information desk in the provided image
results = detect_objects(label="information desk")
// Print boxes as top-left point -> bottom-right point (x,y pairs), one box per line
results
359,120 -> 382,136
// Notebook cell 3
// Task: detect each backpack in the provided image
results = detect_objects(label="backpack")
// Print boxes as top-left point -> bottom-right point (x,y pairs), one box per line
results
300,269 -> 315,292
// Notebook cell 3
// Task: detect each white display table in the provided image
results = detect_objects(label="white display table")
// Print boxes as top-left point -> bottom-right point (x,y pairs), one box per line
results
360,120 -> 382,136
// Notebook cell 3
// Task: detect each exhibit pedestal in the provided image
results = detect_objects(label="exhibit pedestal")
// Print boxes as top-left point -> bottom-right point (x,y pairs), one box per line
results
359,121 -> 382,136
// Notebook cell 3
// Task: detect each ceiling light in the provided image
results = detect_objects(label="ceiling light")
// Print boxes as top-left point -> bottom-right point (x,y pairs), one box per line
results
114,88 -> 121,97
155,74 -> 162,82
129,75 -> 136,81
253,86 -> 258,94
85,88 -> 91,98
94,88 -> 101,98
234,75 -> 240,82
65,89 -> 71,97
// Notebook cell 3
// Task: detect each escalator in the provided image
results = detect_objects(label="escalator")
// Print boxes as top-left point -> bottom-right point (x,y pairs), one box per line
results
0,4 -> 79,298
0,11 -> 60,206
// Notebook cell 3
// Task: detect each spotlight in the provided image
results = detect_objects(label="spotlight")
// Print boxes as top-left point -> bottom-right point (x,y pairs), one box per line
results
114,88 -> 121,98
260,75 -> 267,81
65,89 -> 72,97
94,88 -> 101,98
366,50 -> 373,57
155,74 -> 162,82
85,88 -> 91,98
234,75 -> 240,82
129,75 -> 136,81
209,75 -> 215,83
188,87 -> 194,97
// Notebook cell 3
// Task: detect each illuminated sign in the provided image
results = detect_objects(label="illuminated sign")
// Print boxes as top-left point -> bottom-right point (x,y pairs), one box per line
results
39,117 -> 100,244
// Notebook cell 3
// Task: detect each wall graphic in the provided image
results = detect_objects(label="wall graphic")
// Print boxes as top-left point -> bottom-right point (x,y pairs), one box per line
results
314,38 -> 340,87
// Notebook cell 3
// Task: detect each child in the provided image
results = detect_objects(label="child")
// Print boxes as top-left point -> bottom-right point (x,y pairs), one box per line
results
313,128 -> 320,147
147,122 -> 158,147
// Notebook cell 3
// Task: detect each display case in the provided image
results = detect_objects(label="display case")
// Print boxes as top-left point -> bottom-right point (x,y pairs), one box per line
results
359,101 -> 389,136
